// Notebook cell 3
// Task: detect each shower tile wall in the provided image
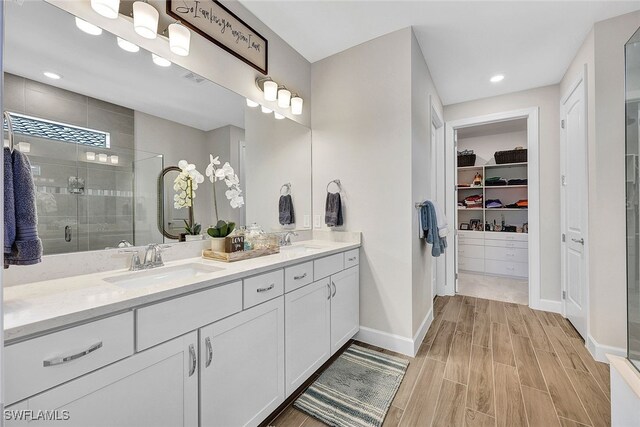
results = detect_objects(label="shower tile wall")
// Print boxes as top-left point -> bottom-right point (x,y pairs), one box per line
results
4,73 -> 135,254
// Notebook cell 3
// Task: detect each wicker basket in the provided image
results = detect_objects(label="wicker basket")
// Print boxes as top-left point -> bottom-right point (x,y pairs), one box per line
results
457,153 -> 476,167
494,149 -> 527,164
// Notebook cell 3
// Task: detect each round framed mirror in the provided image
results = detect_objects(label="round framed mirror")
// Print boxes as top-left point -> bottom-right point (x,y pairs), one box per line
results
158,166 -> 194,240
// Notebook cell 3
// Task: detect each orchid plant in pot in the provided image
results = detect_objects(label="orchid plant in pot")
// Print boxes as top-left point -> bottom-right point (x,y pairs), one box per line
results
205,155 -> 244,251
173,160 -> 205,240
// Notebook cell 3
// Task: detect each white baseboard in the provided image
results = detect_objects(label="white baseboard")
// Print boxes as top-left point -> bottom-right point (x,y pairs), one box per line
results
355,308 -> 433,357
531,298 -> 562,314
587,334 -> 626,364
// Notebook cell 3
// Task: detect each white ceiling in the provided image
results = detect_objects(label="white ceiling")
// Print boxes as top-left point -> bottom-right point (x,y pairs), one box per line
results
239,0 -> 640,105
5,0 -> 245,131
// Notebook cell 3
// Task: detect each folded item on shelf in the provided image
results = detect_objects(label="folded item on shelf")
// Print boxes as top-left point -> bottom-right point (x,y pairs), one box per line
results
507,178 -> 528,186
463,194 -> 483,208
505,199 -> 528,208
485,177 -> 508,186
485,199 -> 503,209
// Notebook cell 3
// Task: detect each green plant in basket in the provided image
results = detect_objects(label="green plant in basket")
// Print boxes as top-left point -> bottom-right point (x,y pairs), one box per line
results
207,220 -> 236,238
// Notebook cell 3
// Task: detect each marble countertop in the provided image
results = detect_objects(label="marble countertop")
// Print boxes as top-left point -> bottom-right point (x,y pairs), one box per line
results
4,240 -> 360,343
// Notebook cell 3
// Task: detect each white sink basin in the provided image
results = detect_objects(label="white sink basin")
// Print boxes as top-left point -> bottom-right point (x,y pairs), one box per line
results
280,244 -> 325,254
104,263 -> 224,289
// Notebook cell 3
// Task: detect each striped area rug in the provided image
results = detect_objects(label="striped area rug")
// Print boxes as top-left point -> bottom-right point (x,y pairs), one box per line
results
294,344 -> 409,427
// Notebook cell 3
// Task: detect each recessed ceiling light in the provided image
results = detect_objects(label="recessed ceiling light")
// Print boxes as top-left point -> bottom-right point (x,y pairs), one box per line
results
490,74 -> 505,83
151,53 -> 171,67
117,37 -> 139,53
75,17 -> 103,36
43,71 -> 61,80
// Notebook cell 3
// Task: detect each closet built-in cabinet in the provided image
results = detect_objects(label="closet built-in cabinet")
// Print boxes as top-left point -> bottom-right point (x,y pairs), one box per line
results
5,248 -> 360,427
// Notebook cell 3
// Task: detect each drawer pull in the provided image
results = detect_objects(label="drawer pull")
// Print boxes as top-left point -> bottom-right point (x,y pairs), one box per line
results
331,282 -> 337,298
188,344 -> 197,377
256,283 -> 275,293
327,283 -> 331,300
43,341 -> 103,367
348,257 -> 357,261
293,273 -> 307,280
205,337 -> 213,368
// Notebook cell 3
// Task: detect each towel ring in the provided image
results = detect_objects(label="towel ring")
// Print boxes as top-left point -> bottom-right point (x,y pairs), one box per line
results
3,111 -> 14,153
280,183 -> 291,196
327,179 -> 341,193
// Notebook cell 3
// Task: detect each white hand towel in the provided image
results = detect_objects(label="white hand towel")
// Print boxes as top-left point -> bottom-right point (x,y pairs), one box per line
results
432,201 -> 449,238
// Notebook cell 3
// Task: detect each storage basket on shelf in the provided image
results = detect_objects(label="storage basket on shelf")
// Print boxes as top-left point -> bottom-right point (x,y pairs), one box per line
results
457,153 -> 476,167
494,148 -> 527,164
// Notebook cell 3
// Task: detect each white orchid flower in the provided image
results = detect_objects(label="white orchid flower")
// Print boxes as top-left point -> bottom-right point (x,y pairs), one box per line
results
178,160 -> 188,170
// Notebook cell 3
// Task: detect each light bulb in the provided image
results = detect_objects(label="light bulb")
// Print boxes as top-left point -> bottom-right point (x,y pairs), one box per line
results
490,74 -> 505,83
133,1 -> 159,39
117,37 -> 139,53
291,96 -> 303,115
261,106 -> 272,114
152,54 -> 171,67
274,112 -> 285,120
98,153 -> 108,162
263,80 -> 277,102
169,23 -> 190,56
75,17 -> 102,36
90,0 -> 120,19
17,142 -> 30,153
110,155 -> 119,164
277,88 -> 291,108
86,152 -> 96,161
246,99 -> 259,108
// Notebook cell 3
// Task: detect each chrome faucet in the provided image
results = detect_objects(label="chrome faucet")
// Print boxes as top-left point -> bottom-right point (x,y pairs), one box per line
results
282,231 -> 298,246
119,244 -> 168,271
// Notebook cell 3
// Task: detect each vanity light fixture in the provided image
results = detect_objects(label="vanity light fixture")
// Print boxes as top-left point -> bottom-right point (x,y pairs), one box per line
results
152,53 -> 172,67
86,152 -> 96,161
274,112 -> 285,120
277,87 -> 291,108
256,77 -> 278,102
490,74 -> 505,83
110,155 -> 119,164
133,1 -> 159,39
168,22 -> 191,56
261,105 -> 273,114
117,37 -> 140,53
90,0 -> 120,19
246,99 -> 259,108
43,71 -> 62,80
98,153 -> 108,162
75,17 -> 103,36
290,95 -> 303,115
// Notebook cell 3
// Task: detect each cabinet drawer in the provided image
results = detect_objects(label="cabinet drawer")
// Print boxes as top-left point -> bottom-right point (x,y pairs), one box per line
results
5,312 -> 134,405
458,232 -> 484,245
314,253 -> 344,281
485,246 -> 528,263
458,256 -> 484,273
458,244 -> 484,259
484,232 -> 528,241
244,269 -> 284,309
137,281 -> 242,351
344,249 -> 360,269
485,259 -> 528,278
285,262 -> 314,293
485,239 -> 528,249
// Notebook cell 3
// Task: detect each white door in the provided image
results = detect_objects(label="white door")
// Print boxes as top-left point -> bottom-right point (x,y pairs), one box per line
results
285,278 -> 331,396
431,122 -> 438,296
330,266 -> 360,354
200,297 -> 285,427
6,332 -> 198,427
561,72 -> 588,339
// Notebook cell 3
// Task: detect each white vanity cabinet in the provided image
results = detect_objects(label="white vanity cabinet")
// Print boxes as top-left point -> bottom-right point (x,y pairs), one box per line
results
199,297 -> 285,427
6,331 -> 198,427
330,266 -> 360,353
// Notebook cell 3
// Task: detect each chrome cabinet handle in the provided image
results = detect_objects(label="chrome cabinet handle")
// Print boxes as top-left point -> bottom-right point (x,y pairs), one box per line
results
257,283 -> 275,293
348,257 -> 356,261
188,344 -> 196,377
43,341 -> 102,367
571,238 -> 585,245
327,283 -> 331,300
294,273 -> 307,280
332,282 -> 337,298
205,337 -> 213,368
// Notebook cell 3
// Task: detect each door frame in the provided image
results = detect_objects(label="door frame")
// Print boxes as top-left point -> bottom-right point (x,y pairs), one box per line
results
430,96 -> 445,297
560,65 -> 590,330
444,108 -> 542,309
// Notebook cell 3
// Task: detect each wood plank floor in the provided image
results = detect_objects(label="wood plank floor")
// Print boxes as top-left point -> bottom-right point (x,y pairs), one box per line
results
265,295 -> 611,427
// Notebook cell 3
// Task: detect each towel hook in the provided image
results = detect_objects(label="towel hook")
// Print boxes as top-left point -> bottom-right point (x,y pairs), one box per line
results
327,179 -> 341,193
3,111 -> 15,153
280,182 -> 291,196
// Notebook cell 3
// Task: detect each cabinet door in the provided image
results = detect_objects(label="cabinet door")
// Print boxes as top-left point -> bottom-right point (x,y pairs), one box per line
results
6,332 -> 198,427
330,266 -> 360,354
285,278 -> 331,396
200,297 -> 285,427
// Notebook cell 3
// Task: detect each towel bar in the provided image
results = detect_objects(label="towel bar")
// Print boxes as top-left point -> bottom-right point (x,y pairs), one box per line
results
280,183 -> 291,196
327,179 -> 341,193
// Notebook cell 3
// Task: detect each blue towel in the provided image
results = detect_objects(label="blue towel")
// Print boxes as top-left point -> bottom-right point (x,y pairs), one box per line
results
5,149 -> 42,267
420,201 -> 447,257
4,148 -> 15,254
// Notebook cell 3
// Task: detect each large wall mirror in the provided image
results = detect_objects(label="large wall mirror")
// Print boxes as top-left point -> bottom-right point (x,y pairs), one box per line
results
4,0 -> 312,255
